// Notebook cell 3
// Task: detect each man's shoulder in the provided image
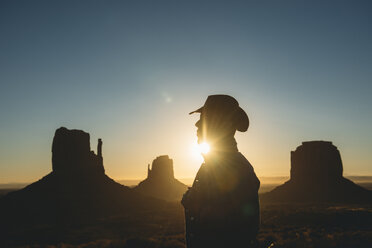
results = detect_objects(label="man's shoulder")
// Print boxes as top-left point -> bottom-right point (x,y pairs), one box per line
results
234,153 -> 260,183
235,152 -> 254,169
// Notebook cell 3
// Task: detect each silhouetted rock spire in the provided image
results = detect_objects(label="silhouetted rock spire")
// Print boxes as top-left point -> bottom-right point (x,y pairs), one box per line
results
98,138 -> 102,158
261,141 -> 372,203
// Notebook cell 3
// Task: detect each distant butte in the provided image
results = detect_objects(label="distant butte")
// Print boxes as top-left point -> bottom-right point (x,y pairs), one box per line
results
0,127 -> 164,228
261,141 -> 372,203
134,155 -> 188,201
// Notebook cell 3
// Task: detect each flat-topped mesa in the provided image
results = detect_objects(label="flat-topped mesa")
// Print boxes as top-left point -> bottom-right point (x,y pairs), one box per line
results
147,155 -> 174,180
290,141 -> 343,184
52,127 -> 104,176
261,140 -> 372,203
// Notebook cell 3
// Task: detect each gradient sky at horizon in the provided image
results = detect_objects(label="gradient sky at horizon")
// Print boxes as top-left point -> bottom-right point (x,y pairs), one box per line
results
1,0 -> 371,183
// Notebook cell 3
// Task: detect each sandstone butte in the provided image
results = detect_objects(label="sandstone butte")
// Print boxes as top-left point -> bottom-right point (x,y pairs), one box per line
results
134,155 -> 188,201
0,127 -> 165,228
261,141 -> 372,203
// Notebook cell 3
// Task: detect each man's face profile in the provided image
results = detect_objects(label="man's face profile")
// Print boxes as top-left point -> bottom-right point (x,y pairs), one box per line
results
195,116 -> 203,144
195,112 -> 235,145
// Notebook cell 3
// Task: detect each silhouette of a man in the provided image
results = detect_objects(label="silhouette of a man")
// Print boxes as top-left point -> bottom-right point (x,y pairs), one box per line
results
182,95 -> 260,248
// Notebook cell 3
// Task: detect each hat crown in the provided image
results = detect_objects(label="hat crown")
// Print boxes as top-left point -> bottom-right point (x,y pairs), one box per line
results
190,94 -> 249,132
204,95 -> 239,112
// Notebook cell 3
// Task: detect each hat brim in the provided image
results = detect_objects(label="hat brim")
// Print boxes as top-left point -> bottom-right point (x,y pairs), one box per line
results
189,107 -> 203,115
235,107 -> 249,132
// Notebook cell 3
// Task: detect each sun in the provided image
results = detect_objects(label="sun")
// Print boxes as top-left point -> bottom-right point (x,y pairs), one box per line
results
199,142 -> 210,154
191,140 -> 211,163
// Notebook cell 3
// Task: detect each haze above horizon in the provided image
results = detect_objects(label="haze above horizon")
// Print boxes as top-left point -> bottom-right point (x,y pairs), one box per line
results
0,0 -> 371,183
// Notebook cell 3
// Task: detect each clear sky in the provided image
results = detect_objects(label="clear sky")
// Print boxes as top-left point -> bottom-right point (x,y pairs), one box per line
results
1,0 -> 371,183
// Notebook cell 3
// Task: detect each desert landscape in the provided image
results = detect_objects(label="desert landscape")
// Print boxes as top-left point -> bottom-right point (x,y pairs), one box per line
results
1,1 -> 372,247
1,128 -> 371,247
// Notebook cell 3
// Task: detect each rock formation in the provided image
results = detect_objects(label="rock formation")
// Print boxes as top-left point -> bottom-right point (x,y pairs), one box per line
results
134,155 -> 188,201
0,127 -> 165,232
261,141 -> 372,203
52,127 -> 104,176
148,155 -> 175,180
290,141 -> 343,184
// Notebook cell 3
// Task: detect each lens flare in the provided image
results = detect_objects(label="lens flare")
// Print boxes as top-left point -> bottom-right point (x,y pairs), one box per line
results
199,142 -> 210,154
191,140 -> 211,164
